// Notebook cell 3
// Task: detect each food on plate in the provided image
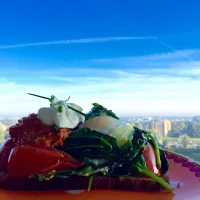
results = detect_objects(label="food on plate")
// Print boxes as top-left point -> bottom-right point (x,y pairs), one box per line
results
0,93 -> 173,192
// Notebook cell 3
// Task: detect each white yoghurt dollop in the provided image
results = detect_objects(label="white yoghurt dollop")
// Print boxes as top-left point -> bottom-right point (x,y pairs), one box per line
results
37,96 -> 85,129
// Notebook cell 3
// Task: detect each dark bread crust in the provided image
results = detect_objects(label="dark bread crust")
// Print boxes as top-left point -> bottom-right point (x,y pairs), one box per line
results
0,172 -> 170,192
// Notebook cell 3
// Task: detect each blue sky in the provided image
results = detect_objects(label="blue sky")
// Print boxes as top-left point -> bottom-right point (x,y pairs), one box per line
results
0,0 -> 200,118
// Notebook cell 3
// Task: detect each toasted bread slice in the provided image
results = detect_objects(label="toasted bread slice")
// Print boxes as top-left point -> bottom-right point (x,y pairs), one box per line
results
0,172 -> 170,192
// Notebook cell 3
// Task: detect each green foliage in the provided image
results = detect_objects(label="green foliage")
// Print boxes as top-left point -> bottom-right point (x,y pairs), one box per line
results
192,116 -> 200,123
0,128 -> 6,142
0,126 -> 5,134
168,120 -> 200,138
162,139 -> 169,148
131,119 -> 200,139
183,121 -> 200,138
181,134 -> 190,148
170,148 -> 200,162
168,121 -> 186,137
4,131 -> 10,140
0,131 -> 5,141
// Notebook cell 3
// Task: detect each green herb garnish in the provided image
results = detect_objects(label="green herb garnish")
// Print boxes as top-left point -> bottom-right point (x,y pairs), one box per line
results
27,93 -> 87,118
58,106 -> 62,113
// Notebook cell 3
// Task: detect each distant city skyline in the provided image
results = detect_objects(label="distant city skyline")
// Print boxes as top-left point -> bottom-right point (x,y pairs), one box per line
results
1,1 -> 200,117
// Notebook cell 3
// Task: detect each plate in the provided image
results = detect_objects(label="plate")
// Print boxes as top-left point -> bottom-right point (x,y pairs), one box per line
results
0,149 -> 200,200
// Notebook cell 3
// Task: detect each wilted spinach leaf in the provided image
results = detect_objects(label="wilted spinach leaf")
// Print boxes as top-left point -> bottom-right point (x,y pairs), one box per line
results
86,103 -> 119,120
60,128 -> 121,166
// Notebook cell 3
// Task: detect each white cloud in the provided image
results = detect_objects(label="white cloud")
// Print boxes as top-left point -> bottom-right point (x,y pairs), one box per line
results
1,48 -> 200,118
90,49 -> 197,64
0,36 -> 156,49
1,68 -> 200,118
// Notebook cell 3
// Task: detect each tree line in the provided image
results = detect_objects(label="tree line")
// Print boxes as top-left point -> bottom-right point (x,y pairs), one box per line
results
132,116 -> 200,138
168,117 -> 200,138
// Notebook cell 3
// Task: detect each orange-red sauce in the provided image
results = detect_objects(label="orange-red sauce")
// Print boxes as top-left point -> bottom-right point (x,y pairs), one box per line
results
9,114 -> 71,147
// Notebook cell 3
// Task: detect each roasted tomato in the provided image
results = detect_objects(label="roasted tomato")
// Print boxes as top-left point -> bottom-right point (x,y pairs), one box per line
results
0,138 -> 15,172
9,114 -> 71,147
142,143 -> 161,176
7,145 -> 83,177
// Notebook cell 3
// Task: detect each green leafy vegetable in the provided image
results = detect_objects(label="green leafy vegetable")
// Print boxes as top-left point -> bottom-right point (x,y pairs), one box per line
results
54,124 -> 171,190
36,165 -> 108,181
133,126 -> 161,168
130,152 -> 173,191
37,166 -> 86,180
131,127 -> 149,150
133,126 -> 146,134
59,127 -> 140,170
60,128 -> 121,166
107,128 -> 150,176
110,152 -> 173,191
86,103 -> 119,120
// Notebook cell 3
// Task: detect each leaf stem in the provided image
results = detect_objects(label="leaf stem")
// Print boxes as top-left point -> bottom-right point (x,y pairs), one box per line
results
28,93 -> 49,100
88,176 -> 94,191
67,105 -> 87,117
67,135 -> 113,151
27,93 -> 87,118
138,165 -> 173,191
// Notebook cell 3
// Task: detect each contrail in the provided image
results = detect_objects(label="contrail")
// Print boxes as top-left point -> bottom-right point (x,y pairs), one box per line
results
154,37 -> 195,62
135,28 -> 195,62
0,36 -> 156,49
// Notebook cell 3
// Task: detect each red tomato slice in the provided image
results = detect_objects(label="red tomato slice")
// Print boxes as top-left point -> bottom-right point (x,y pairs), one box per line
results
7,145 -> 83,177
0,138 -> 15,172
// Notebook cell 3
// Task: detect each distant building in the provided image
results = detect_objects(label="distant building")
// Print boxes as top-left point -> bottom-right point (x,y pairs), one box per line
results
0,122 -> 7,143
149,120 -> 171,137
0,122 -> 7,132
163,120 -> 171,136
